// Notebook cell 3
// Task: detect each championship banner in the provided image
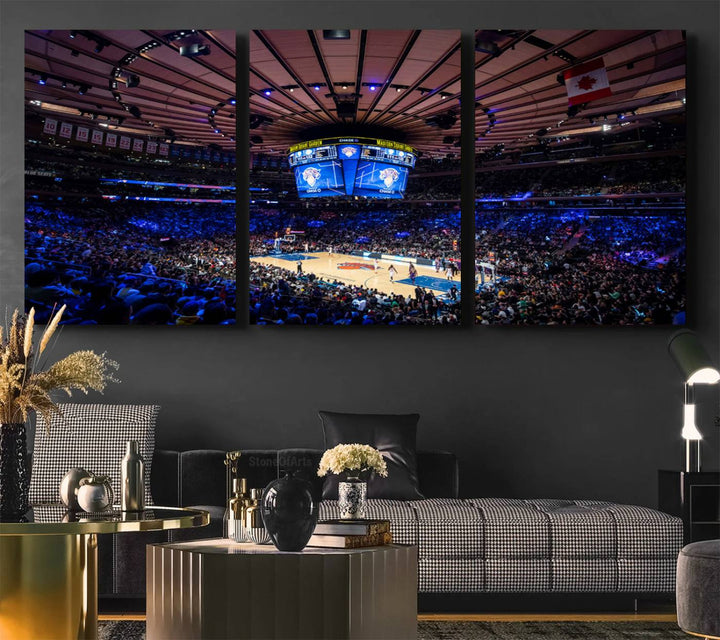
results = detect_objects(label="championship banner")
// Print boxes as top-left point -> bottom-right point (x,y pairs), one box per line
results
132,138 -> 144,152
564,58 -> 612,106
91,129 -> 104,145
146,141 -> 157,154
43,118 -> 57,135
106,133 -> 118,147
59,122 -> 73,138
76,127 -> 89,143
159,143 -> 169,156
119,136 -> 131,150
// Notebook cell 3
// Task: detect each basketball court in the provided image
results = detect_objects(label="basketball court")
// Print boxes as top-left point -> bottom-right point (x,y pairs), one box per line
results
250,252 -> 461,299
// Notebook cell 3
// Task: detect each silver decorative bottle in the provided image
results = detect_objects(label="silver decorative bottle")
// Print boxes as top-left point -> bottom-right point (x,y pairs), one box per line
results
121,440 -> 145,511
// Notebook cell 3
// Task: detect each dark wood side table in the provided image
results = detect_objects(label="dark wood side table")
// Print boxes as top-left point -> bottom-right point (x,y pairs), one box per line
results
658,470 -> 720,544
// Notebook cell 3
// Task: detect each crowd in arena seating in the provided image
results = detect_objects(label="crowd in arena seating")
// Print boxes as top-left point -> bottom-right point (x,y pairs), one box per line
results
251,205 -> 461,262
475,211 -> 685,325
250,262 -> 460,326
402,155 -> 685,202
24,138 -> 685,327
24,201 -> 236,325
249,203 -> 462,325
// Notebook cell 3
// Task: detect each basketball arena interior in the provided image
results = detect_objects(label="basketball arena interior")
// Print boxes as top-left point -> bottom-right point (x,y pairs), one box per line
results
24,29 -> 685,326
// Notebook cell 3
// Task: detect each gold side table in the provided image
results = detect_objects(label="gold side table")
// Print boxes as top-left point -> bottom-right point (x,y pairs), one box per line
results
147,538 -> 418,640
0,504 -> 208,640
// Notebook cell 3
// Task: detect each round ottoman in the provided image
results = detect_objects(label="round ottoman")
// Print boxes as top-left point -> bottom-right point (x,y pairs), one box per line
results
677,539 -> 720,639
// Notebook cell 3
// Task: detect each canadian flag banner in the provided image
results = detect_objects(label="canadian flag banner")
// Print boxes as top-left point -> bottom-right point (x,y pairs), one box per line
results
564,58 -> 612,106
91,129 -> 104,145
76,127 -> 89,142
132,138 -> 144,152
119,136 -> 131,150
106,133 -> 117,147
43,118 -> 57,135
59,122 -> 73,138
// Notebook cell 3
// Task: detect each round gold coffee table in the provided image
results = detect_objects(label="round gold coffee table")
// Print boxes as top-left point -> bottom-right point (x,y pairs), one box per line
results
0,504 -> 208,640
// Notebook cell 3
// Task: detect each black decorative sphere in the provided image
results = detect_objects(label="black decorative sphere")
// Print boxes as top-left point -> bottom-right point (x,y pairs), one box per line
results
261,473 -> 317,552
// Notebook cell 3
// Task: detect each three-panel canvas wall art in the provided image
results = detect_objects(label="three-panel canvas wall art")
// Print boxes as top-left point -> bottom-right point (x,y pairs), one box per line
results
23,29 -> 686,326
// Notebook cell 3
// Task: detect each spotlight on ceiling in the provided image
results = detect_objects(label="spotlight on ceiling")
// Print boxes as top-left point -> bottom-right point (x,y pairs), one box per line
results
38,74 -> 48,85
179,43 -> 210,57
78,84 -> 89,95
313,85 -> 321,91
425,111 -> 457,130
475,38 -> 500,56
249,113 -> 273,129
228,97 -> 236,105
263,88 -> 272,96
128,105 -> 142,118
125,74 -> 140,88
69,30 -> 77,39
369,85 -> 376,92
323,30 -> 351,40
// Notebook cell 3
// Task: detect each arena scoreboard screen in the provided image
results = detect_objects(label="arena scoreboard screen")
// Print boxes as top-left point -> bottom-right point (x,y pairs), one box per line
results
288,137 -> 416,199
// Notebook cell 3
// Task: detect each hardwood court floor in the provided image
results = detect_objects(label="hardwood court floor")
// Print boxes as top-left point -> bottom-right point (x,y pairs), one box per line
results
251,251 -> 461,298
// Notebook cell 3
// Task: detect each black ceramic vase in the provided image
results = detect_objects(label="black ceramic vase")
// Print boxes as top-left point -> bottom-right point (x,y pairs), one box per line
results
261,472 -> 317,551
0,423 -> 30,520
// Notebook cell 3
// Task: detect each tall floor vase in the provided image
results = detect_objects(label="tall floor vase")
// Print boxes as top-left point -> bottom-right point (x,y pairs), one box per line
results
0,423 -> 30,520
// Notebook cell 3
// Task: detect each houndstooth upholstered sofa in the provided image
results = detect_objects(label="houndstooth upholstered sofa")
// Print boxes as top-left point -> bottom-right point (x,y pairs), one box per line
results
87,448 -> 683,610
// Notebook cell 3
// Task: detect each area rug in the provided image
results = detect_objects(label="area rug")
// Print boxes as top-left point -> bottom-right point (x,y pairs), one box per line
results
99,619 -> 688,639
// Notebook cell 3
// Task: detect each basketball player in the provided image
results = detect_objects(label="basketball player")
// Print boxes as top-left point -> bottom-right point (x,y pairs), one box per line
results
297,261 -> 303,274
388,264 -> 397,281
446,265 -> 454,280
409,263 -> 417,284
374,258 -> 380,271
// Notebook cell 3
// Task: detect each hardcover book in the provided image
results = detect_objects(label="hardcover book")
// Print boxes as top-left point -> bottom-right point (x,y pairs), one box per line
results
307,531 -> 393,549
314,519 -> 391,536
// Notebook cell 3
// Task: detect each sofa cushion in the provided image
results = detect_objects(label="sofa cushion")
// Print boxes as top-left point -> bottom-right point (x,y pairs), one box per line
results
30,403 -> 158,507
319,411 -> 423,500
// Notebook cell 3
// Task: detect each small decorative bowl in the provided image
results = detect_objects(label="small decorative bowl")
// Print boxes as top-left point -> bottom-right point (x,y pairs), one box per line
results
246,527 -> 271,544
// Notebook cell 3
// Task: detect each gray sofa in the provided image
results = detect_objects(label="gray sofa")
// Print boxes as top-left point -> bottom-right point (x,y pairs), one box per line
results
99,448 -> 683,610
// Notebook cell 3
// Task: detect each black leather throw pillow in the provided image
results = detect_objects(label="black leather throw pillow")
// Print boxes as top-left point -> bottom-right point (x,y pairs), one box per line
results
319,411 -> 424,500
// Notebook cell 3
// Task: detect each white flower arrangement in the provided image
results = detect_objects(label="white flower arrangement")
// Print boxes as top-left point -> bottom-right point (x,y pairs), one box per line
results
317,443 -> 388,478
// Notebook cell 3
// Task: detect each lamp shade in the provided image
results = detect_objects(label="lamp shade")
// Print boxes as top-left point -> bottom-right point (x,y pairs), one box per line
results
668,330 -> 720,384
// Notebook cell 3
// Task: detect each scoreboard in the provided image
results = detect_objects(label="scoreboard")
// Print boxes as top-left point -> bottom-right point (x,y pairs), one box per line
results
288,137 -> 417,199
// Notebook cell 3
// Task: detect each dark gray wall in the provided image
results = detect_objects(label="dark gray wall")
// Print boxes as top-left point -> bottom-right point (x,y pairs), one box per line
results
1,1 -> 718,508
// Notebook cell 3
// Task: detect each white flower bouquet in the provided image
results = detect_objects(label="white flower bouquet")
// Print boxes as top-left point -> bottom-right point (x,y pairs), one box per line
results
317,443 -> 388,479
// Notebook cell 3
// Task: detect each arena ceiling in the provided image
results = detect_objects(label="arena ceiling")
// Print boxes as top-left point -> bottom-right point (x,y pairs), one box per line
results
25,29 -> 685,158
24,29 -> 237,150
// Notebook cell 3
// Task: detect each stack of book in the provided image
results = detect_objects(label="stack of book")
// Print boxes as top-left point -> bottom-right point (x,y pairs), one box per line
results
307,519 -> 392,549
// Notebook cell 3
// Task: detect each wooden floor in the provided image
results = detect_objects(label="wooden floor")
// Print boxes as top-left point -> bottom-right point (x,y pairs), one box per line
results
100,613 -> 677,622
251,251 -> 461,298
